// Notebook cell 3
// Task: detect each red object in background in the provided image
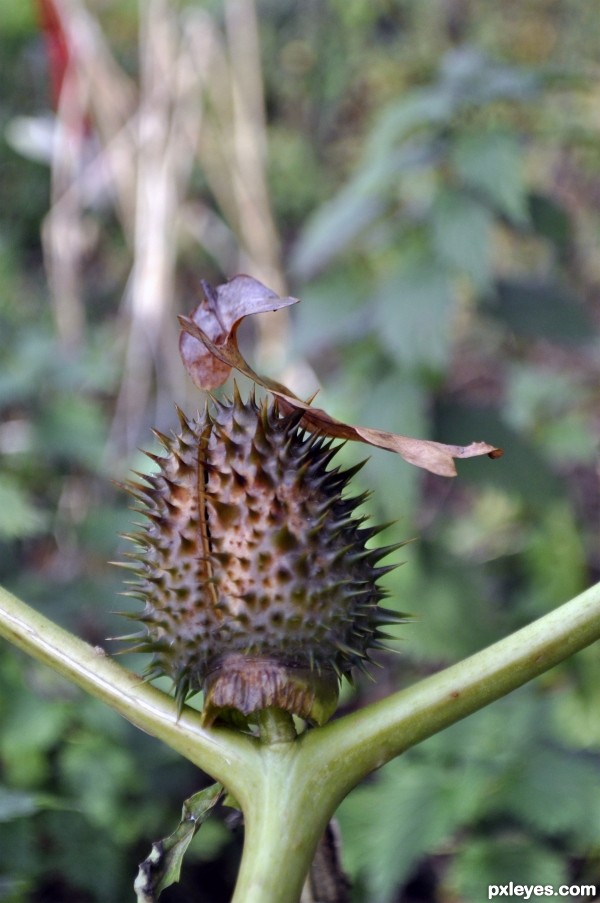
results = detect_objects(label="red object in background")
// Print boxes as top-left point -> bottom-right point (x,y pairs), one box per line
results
35,0 -> 71,109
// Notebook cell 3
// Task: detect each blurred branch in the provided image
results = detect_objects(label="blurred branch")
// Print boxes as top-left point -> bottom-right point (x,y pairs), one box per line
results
42,57 -> 87,350
41,0 -> 138,349
111,0 -> 208,451
39,1 -> 294,451
225,0 -> 289,371
224,0 -> 283,288
184,0 -> 289,374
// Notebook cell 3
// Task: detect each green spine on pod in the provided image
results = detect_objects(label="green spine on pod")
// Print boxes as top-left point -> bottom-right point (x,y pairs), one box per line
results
117,389 -> 409,725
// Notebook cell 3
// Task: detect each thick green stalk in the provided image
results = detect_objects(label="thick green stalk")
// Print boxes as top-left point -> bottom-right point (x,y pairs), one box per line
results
230,742 -> 336,903
257,707 -> 298,743
0,583 -> 257,792
222,580 -> 600,903
300,579 -> 600,799
1,580 -> 599,903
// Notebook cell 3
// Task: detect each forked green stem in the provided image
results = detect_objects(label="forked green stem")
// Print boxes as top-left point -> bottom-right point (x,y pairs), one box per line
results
231,580 -> 600,901
1,580 -> 599,903
230,744 -> 331,903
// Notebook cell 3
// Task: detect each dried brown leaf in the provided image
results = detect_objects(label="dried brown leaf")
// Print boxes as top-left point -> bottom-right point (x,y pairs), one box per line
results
179,277 -> 503,477
179,275 -> 299,389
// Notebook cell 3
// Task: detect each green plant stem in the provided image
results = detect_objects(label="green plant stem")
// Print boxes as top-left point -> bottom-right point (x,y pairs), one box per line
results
224,580 -> 600,903
257,706 -> 297,743
301,579 -> 600,800
0,583 -> 257,794
1,580 -> 599,903
230,744 -> 333,903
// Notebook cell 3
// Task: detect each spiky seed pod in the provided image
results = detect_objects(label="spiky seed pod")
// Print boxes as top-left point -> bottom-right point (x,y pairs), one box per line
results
118,391 -> 409,725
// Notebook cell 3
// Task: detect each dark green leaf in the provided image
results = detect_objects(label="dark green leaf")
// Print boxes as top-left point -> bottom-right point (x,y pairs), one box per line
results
375,255 -> 455,371
290,178 -> 386,279
485,280 -> 593,344
338,754 -> 490,903
448,836 -> 567,902
0,788 -> 39,823
431,189 -> 493,289
451,130 -> 530,224
528,194 -> 572,256
500,744 -> 600,843
438,47 -> 541,107
0,476 -> 48,539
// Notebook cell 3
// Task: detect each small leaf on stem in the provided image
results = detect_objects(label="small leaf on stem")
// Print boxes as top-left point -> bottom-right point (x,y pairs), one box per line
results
134,782 -> 224,902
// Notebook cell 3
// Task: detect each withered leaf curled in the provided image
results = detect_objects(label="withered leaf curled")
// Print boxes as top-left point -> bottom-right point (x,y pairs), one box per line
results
179,276 -> 502,477
134,783 -> 224,902
179,275 -> 299,390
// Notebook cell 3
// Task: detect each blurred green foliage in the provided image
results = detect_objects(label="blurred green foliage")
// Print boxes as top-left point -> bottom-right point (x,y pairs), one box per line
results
0,1 -> 599,901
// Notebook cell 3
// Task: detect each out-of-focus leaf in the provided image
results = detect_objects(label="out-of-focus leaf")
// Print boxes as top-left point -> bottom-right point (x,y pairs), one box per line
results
375,255 -> 456,370
134,783 -> 224,902
0,475 -> 48,539
405,555 -> 500,662
179,278 -> 502,476
289,81 -> 450,280
35,394 -> 108,471
40,810 -> 124,902
367,88 -> 449,152
448,836 -> 567,903
504,364 -> 598,466
339,692 -> 593,903
439,486 -> 525,562
485,279 -> 593,344
0,332 -> 54,406
438,47 -> 541,106
431,189 -> 493,289
357,372 -> 428,523
552,644 -> 600,748
338,753 -> 490,903
0,788 -> 40,823
0,875 -> 33,899
366,49 -> 539,157
521,502 -> 587,616
292,265 -> 372,354
451,130 -> 530,224
499,744 -> 600,843
61,732 -> 142,834
0,2 -> 35,33
505,364 -> 579,432
538,412 -> 598,466
426,690 -> 539,768
434,402 -> 562,499
291,50 -> 540,282
0,690 -> 72,786
528,193 -> 572,255
432,705 -> 591,901
289,179 -> 386,280
289,140 -> 438,280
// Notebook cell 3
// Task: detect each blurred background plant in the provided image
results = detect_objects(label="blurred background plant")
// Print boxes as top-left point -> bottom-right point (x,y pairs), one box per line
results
0,0 -> 598,901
